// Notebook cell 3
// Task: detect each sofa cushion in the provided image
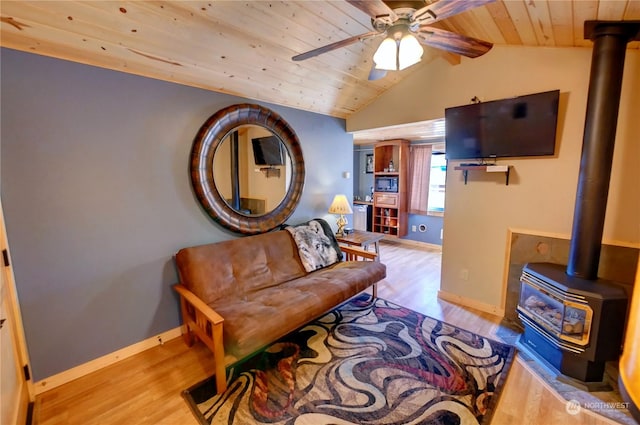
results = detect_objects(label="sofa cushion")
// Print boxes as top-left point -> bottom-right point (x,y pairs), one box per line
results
210,260 -> 386,358
175,230 -> 307,304
285,218 -> 343,272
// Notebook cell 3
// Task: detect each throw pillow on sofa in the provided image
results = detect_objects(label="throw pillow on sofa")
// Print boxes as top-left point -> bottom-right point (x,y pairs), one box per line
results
285,218 -> 343,272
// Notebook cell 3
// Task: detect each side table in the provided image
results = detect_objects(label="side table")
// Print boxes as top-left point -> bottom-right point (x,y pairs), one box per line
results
336,230 -> 384,262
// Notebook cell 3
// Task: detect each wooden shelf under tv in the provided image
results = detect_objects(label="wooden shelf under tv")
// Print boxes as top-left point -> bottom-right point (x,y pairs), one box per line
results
454,164 -> 512,185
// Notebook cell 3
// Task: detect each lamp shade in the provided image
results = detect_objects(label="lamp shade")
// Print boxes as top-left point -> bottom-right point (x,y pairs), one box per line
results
328,194 -> 353,215
373,37 -> 398,71
398,34 -> 423,70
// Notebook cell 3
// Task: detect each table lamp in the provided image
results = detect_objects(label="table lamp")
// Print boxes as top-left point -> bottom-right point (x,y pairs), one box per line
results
328,194 -> 353,237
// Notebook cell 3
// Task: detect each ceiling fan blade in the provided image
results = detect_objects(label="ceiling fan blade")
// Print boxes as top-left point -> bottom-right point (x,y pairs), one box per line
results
346,0 -> 397,22
292,31 -> 382,61
416,26 -> 493,58
412,0 -> 495,25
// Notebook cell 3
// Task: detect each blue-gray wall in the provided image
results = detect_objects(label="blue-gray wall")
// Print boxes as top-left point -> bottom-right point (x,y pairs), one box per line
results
1,48 -> 354,380
353,146 -> 374,200
406,214 -> 443,245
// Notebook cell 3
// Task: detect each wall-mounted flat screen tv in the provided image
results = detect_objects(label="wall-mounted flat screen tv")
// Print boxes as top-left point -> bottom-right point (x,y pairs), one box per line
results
252,136 -> 285,166
445,89 -> 560,160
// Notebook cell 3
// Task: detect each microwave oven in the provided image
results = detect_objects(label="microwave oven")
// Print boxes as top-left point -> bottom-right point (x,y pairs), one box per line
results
375,176 -> 398,193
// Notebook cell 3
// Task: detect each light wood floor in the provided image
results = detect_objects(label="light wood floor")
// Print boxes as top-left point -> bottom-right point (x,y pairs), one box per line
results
33,241 -> 618,425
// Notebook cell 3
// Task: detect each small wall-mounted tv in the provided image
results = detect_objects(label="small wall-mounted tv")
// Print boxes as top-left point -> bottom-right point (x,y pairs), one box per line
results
252,136 -> 285,166
445,90 -> 560,160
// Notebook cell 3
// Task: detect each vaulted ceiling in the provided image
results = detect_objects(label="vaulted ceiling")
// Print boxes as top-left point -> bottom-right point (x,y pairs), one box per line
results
2,1 -> 639,127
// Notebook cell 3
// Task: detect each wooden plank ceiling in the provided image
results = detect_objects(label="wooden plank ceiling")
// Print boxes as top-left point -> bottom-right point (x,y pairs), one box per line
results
1,0 -> 639,142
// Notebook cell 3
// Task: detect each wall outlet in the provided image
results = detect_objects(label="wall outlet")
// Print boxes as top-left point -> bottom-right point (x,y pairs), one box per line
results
411,225 -> 417,232
460,269 -> 469,281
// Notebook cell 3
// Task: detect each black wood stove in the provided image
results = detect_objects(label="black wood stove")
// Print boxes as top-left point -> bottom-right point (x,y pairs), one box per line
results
518,263 -> 627,383
517,20 -> 640,388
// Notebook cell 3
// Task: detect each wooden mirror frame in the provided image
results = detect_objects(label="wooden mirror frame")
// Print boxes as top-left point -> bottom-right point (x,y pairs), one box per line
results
190,103 -> 305,235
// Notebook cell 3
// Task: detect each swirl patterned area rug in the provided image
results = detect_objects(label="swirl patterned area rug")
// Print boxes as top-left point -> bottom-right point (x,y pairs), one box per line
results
183,295 -> 516,425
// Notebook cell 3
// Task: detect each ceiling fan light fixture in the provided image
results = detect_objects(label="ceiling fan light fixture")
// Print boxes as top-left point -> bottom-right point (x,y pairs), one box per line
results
398,33 -> 423,70
292,1 -> 494,79
373,24 -> 423,72
373,37 -> 398,71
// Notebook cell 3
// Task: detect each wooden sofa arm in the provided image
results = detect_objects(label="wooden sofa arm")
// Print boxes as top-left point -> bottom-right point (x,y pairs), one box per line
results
338,245 -> 381,299
340,244 -> 378,261
174,284 -> 224,325
173,283 -> 227,393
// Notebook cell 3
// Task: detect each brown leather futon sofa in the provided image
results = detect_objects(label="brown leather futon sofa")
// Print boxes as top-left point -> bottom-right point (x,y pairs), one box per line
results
173,219 -> 386,393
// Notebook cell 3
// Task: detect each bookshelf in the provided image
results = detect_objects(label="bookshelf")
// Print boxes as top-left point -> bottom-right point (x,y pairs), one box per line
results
372,140 -> 409,237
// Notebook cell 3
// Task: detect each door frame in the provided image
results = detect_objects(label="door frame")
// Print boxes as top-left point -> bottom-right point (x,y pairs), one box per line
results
1,198 -> 34,424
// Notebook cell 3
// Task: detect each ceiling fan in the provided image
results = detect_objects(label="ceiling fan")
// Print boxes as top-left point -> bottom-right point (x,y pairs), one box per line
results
292,0 -> 495,80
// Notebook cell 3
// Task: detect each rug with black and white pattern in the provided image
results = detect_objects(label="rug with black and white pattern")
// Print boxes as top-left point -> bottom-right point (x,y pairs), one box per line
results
184,295 -> 516,425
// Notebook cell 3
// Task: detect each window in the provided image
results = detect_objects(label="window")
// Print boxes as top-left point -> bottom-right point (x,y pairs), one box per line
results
427,153 -> 446,214
408,144 -> 447,216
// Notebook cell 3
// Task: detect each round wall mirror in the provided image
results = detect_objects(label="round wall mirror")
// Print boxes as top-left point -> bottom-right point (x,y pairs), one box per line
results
191,104 -> 305,234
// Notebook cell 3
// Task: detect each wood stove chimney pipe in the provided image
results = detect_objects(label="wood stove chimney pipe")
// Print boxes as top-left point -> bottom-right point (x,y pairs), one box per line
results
566,21 -> 640,280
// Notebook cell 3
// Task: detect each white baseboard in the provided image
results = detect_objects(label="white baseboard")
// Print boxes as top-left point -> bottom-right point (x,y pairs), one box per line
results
437,290 -> 505,317
34,327 -> 183,395
381,237 -> 442,252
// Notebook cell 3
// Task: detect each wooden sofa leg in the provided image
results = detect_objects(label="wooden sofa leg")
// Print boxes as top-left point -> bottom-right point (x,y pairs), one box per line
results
182,324 -> 195,347
179,297 -> 195,346
212,323 -> 227,394
371,283 -> 377,300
